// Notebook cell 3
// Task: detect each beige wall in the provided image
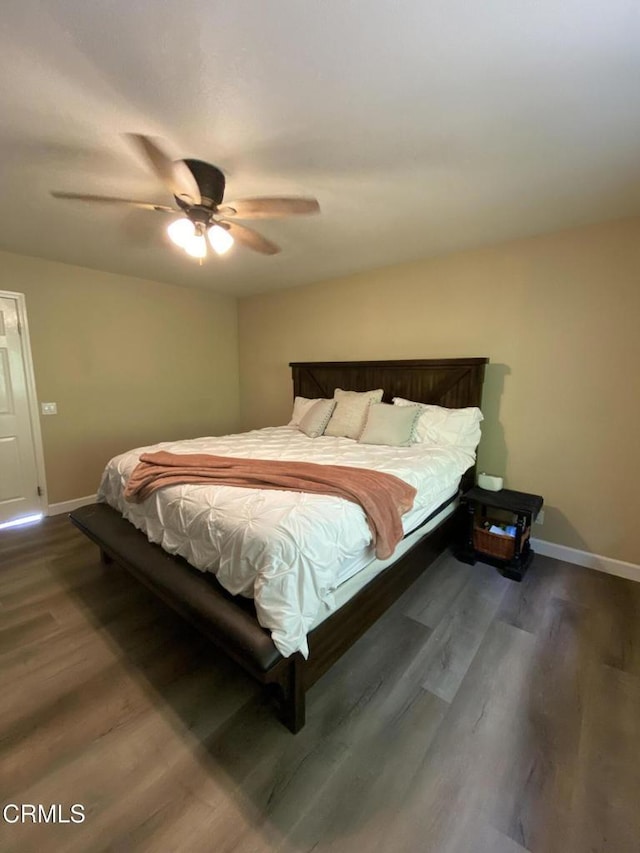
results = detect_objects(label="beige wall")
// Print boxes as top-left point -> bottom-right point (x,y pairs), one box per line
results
238,216 -> 640,564
1,250 -> 239,504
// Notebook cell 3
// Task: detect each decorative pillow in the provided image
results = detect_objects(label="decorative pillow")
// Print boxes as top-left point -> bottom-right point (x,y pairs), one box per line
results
358,402 -> 422,447
324,388 -> 384,439
288,396 -> 323,427
392,397 -> 483,448
298,399 -> 337,438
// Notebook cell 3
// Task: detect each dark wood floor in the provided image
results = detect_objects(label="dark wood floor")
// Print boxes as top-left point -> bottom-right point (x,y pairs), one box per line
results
1,516 -> 639,853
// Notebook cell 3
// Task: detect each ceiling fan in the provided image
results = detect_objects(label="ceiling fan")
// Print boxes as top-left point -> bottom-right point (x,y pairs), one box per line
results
51,134 -> 320,260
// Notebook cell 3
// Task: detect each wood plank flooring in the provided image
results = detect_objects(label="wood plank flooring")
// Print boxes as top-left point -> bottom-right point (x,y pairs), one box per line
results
1,515 -> 639,853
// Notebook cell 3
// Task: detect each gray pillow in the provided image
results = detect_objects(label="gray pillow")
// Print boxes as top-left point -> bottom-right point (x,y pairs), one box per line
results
358,402 -> 422,446
324,388 -> 384,439
298,398 -> 337,438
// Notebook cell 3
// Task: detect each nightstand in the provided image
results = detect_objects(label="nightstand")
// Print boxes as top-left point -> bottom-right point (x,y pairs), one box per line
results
456,486 -> 544,581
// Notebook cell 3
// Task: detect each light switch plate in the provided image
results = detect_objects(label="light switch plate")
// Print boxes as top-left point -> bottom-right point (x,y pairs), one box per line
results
41,402 -> 57,415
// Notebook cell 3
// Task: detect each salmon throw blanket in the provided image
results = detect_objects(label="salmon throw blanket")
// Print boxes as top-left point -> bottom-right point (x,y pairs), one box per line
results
124,451 -> 417,560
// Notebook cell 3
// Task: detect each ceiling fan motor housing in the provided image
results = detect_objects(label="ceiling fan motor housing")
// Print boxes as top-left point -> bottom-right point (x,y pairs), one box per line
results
178,159 -> 226,209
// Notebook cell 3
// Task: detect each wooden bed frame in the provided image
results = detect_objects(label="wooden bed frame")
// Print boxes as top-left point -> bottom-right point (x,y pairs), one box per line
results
70,357 -> 487,733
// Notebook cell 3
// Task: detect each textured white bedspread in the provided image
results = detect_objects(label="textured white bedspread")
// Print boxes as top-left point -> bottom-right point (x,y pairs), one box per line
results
98,427 -> 474,657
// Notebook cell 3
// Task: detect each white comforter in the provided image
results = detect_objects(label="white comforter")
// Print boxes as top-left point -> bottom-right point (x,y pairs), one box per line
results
98,427 -> 474,657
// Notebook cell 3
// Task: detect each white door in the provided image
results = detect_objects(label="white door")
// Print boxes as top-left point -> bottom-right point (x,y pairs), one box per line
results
0,295 -> 42,524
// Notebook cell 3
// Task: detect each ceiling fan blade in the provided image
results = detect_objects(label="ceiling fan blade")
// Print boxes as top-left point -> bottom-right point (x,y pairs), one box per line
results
50,191 -> 178,212
217,197 -> 320,219
126,133 -> 201,205
221,221 -> 281,255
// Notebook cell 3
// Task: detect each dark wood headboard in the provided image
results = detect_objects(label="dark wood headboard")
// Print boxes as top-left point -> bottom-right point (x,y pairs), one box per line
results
289,358 -> 488,409
290,358 -> 488,492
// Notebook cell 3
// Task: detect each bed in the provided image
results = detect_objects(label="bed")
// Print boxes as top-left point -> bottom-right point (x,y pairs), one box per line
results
70,357 -> 488,732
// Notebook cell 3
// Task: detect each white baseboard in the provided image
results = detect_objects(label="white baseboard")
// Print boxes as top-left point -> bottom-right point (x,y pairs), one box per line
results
47,494 -> 97,516
530,537 -> 640,583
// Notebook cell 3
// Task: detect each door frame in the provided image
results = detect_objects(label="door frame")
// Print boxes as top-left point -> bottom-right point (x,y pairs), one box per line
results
1,290 -> 48,515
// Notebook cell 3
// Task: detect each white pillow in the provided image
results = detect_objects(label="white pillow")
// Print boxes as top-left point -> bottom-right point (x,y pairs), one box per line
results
324,388 -> 384,439
359,402 -> 421,447
288,396 -> 323,427
393,397 -> 483,449
298,399 -> 336,438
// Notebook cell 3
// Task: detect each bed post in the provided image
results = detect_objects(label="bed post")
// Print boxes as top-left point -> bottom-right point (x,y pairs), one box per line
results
281,656 -> 305,733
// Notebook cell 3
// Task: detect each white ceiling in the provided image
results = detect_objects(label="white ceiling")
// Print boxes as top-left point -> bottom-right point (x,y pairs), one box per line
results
1,1 -> 639,295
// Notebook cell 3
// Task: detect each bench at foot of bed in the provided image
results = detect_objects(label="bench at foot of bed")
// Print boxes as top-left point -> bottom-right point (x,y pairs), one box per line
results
70,501 -> 454,733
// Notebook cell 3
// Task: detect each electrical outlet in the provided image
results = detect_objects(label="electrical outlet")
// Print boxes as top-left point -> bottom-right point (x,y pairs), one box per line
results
535,509 -> 545,525
41,402 -> 57,415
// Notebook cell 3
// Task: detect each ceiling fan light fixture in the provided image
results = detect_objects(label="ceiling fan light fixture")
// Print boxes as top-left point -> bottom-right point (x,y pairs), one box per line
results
167,217 -> 196,248
51,134 -> 318,261
208,224 -> 234,255
184,233 -> 207,259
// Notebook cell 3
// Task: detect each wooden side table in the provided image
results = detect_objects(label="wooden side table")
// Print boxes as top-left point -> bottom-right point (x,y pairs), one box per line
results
456,486 -> 544,581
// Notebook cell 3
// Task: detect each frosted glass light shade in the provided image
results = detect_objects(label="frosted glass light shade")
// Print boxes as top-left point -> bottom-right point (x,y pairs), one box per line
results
184,233 -> 207,258
208,224 -> 234,255
167,218 -> 196,248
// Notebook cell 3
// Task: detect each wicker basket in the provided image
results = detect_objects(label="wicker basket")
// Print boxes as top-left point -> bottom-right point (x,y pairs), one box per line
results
473,520 -> 530,560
